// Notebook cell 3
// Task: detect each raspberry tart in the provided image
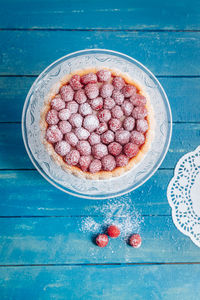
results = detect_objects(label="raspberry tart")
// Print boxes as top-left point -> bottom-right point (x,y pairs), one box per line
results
40,68 -> 155,179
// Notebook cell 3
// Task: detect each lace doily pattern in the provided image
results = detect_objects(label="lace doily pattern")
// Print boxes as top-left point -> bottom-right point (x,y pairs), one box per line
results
167,146 -> 200,247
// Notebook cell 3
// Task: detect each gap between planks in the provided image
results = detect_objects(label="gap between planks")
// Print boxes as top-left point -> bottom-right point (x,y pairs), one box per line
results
0,28 -> 200,32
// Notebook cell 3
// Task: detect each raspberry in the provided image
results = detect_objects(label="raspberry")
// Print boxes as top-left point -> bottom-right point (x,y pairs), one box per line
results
112,90 -> 124,105
108,142 -> 122,156
92,143 -> 108,159
97,69 -> 111,82
65,150 -> 80,166
129,234 -> 142,248
60,85 -> 74,102
75,127 -> 90,140
77,141 -> 91,156
132,106 -> 147,119
122,84 -> 137,98
130,94 -> 147,106
58,108 -> 71,121
104,97 -> 115,110
65,132 -> 78,147
79,103 -> 92,116
136,119 -> 148,133
116,154 -> 129,167
69,74 -> 83,90
107,225 -> 120,238
55,141 -> 71,156
88,132 -> 101,145
101,155 -> 116,171
74,89 -> 87,104
58,120 -> 72,134
66,101 -> 79,114
90,97 -> 103,111
111,106 -> 123,119
96,122 -> 108,135
108,118 -> 122,132
46,109 -> 59,125
130,131 -> 145,145
112,76 -> 125,90
121,100 -> 134,116
115,130 -> 130,145
124,143 -> 139,158
85,83 -> 99,99
51,96 -> 65,111
98,109 -> 111,123
81,72 -> 97,85
101,130 -> 114,145
100,83 -> 114,98
46,125 -> 63,143
89,159 -> 102,173
96,234 -> 108,247
83,115 -> 99,132
79,156 -> 91,172
123,117 -> 135,131
69,113 -> 83,128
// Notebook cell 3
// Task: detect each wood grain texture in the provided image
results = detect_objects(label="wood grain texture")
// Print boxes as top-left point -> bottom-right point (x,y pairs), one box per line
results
0,31 -> 200,76
0,77 -> 200,123
1,0 -> 200,30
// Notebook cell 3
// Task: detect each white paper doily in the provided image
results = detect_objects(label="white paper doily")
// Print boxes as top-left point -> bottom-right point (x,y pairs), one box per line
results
167,146 -> 200,247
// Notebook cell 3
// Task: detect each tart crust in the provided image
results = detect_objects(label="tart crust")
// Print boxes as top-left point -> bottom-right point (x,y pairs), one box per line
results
40,68 -> 155,180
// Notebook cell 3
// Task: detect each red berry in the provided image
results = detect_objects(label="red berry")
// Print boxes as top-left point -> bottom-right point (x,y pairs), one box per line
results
111,106 -> 123,119
92,143 -> 108,159
104,97 -> 115,110
97,69 -> 111,82
112,90 -> 124,105
46,125 -> 63,143
46,109 -> 59,125
98,109 -> 111,123
51,96 -> 65,111
69,113 -> 83,128
58,120 -> 72,134
60,85 -> 74,102
101,130 -> 114,145
96,122 -> 108,135
129,234 -> 142,248
65,150 -> 80,166
116,154 -> 129,167
122,84 -> 137,97
66,101 -> 79,114
55,141 -> 71,156
69,74 -> 83,90
107,225 -> 120,238
123,117 -> 135,131
96,234 -> 109,247
79,103 -> 92,116
132,106 -> 147,119
130,94 -> 147,106
115,130 -> 130,145
81,73 -> 97,85
79,156 -> 91,172
77,141 -> 91,156
74,89 -> 87,104
85,83 -> 99,99
130,131 -> 145,145
90,97 -> 103,111
89,159 -> 102,173
83,115 -> 99,132
123,143 -> 139,158
65,132 -> 78,147
74,127 -> 90,140
108,142 -> 122,156
100,83 -> 114,98
136,119 -> 148,133
101,155 -> 116,171
58,108 -> 71,121
121,100 -> 134,116
88,132 -> 101,145
112,76 -> 125,90
108,118 -> 122,132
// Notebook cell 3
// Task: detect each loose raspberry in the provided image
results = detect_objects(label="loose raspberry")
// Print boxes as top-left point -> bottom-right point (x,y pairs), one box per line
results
112,90 -> 124,105
107,225 -> 120,238
96,122 -> 108,135
74,89 -> 87,104
58,120 -> 72,134
96,234 -> 109,247
97,69 -> 111,82
77,141 -> 91,156
85,83 -> 99,99
51,96 -> 65,111
108,118 -> 122,132
98,109 -> 111,123
115,130 -> 130,145
101,155 -> 116,171
101,130 -> 114,145
58,108 -> 71,121
132,106 -> 147,119
116,154 -> 129,167
75,127 -> 90,140
60,85 -> 74,102
129,234 -> 142,248
122,84 -> 137,97
69,113 -> 83,128
123,117 -> 135,131
81,72 -> 97,85
46,125 -> 63,143
90,97 -> 103,111
124,143 -> 139,158
79,103 -> 92,116
108,142 -> 122,156
88,132 -> 101,145
92,143 -> 108,159
130,94 -> 147,106
100,83 -> 114,98
66,101 -> 79,114
79,156 -> 91,172
65,150 -> 80,166
104,97 -> 115,110
121,100 -> 134,116
65,132 -> 78,147
112,76 -> 125,90
111,106 -> 123,119
130,131 -> 145,146
55,141 -> 71,156
136,119 -> 148,133
89,159 -> 102,173
46,109 -> 59,125
83,115 -> 99,132
69,74 -> 83,90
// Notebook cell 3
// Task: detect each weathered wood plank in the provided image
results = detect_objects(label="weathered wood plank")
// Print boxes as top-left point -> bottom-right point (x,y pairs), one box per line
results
0,31 -> 200,76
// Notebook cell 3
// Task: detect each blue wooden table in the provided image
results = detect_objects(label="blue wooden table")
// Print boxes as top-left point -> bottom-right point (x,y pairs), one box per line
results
0,1 -> 200,299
